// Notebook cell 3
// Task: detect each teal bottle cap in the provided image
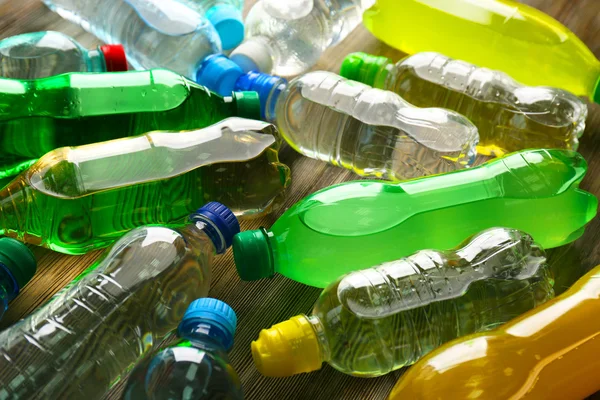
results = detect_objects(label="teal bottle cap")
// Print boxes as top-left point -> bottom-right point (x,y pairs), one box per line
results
232,228 -> 274,281
205,4 -> 244,51
232,91 -> 261,120
340,52 -> 390,87
179,297 -> 237,350
0,238 -> 36,290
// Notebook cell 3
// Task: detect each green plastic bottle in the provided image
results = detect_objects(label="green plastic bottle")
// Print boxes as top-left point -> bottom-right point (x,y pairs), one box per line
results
0,69 -> 260,179
362,0 -> 600,103
233,149 -> 597,288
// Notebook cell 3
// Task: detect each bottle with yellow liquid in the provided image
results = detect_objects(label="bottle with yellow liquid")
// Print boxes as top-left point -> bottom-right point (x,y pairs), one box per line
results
341,52 -> 588,157
389,262 -> 600,400
362,0 -> 600,103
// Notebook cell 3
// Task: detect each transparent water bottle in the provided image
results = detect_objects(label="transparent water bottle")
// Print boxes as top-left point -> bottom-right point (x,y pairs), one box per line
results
123,298 -> 243,400
0,31 -> 127,78
341,52 -> 588,157
42,0 -> 222,78
0,202 -> 240,399
230,0 -> 376,76
0,238 -> 36,321
251,228 -> 554,378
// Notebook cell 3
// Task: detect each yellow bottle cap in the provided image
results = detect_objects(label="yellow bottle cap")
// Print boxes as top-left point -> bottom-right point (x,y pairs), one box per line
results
252,315 -> 323,377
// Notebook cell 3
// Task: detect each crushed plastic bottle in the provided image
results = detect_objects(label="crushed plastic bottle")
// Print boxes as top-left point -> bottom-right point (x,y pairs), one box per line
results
0,238 -> 36,321
252,228 -> 554,378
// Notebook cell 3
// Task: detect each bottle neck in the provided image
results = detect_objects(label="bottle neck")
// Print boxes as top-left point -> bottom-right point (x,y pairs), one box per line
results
307,315 -> 331,363
180,220 -> 221,255
178,324 -> 230,354
87,48 -> 107,72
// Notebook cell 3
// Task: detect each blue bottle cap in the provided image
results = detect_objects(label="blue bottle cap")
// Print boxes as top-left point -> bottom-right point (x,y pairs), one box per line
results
195,54 -> 244,96
191,202 -> 240,254
235,71 -> 288,120
180,298 -> 237,350
206,4 -> 244,50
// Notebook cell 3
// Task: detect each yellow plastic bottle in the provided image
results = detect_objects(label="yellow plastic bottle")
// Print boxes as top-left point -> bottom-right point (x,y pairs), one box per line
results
363,0 -> 600,103
389,263 -> 600,400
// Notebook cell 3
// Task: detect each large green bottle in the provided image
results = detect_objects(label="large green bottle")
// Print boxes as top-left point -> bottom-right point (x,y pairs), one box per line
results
233,149 -> 597,288
0,69 -> 260,179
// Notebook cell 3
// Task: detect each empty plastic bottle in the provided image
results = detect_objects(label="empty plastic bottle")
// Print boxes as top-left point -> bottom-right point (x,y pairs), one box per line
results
230,0 -> 376,76
42,0 -> 222,77
341,52 -> 588,157
233,149 -> 597,288
0,238 -> 36,322
389,262 -> 600,400
179,0 -> 245,50
362,0 -> 600,104
0,31 -> 127,79
0,202 -> 240,399
252,228 -> 554,378
123,298 -> 243,400
0,118 -> 289,255
0,69 -> 260,180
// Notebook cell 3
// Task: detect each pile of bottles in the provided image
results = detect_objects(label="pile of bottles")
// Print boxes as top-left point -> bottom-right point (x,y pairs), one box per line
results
0,0 -> 598,399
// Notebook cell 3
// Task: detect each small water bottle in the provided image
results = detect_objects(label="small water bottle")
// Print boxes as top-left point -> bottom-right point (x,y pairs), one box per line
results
0,238 -> 36,321
230,0 -> 376,76
0,202 -> 240,399
123,298 -> 243,399
0,31 -> 127,78
42,0 -> 222,79
179,0 -> 245,50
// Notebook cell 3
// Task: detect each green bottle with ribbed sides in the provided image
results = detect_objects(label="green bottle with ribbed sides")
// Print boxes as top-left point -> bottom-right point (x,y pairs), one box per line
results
0,69 -> 260,179
233,149 -> 597,288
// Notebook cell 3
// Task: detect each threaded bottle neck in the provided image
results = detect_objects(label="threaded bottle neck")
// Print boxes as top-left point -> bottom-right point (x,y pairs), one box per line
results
87,49 -> 107,72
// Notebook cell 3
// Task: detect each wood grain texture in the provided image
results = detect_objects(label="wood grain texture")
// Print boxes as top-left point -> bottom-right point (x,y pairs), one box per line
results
0,0 -> 599,399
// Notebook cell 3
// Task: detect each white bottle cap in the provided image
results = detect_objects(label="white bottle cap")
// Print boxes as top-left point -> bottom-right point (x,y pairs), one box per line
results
230,38 -> 274,74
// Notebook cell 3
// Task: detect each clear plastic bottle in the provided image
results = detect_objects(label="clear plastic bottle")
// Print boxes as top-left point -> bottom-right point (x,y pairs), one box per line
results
267,71 -> 479,180
230,0 -> 376,76
0,31 -> 127,79
0,238 -> 37,321
123,298 -> 243,400
0,202 -> 240,399
42,0 -> 222,78
0,118 -> 290,255
341,52 -> 588,157
251,228 -> 554,378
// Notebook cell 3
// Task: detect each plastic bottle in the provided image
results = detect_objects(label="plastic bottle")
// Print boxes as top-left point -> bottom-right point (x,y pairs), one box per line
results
233,149 -> 597,288
229,0 -> 376,76
389,262 -> 600,400
0,69 -> 260,180
252,228 -> 554,378
123,298 -> 243,400
0,202 -> 239,399
341,52 -> 588,157
42,0 -> 223,77
0,238 -> 36,321
362,0 -> 600,103
0,118 -> 289,255
0,31 -> 127,79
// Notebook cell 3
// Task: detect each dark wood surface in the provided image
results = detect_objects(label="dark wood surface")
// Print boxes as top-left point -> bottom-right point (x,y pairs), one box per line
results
0,0 -> 599,399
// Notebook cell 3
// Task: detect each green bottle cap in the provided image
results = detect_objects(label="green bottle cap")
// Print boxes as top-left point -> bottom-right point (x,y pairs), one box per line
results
233,91 -> 261,120
233,228 -> 274,281
593,75 -> 600,105
340,52 -> 390,87
0,238 -> 36,290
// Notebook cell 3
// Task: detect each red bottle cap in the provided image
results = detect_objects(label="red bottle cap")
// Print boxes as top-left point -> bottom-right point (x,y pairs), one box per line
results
99,44 -> 128,72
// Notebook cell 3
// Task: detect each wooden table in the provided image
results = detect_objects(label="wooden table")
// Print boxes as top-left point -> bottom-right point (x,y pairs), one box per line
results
0,0 -> 599,399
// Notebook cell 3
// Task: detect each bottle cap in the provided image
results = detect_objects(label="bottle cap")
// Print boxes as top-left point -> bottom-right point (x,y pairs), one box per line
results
593,75 -> 600,104
180,298 -> 237,350
191,202 -> 240,254
252,315 -> 323,377
99,44 -> 128,72
0,238 -> 36,291
195,54 -> 244,96
235,71 -> 288,120
230,39 -> 274,73
205,4 -> 244,51
233,228 -> 274,280
232,91 -> 261,120
340,52 -> 389,87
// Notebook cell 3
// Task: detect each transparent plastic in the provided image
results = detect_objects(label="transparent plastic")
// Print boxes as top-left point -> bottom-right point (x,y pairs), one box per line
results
0,118 -> 290,255
354,52 -> 588,157
0,213 -> 225,398
273,71 -> 479,180
253,228 -> 554,377
42,0 -> 221,78
0,31 -> 108,78
230,0 -> 376,76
